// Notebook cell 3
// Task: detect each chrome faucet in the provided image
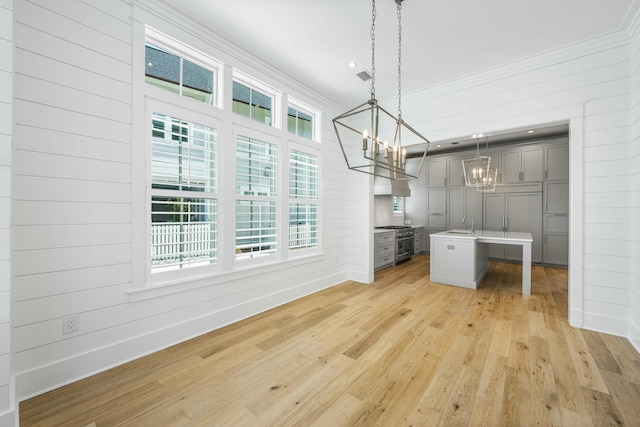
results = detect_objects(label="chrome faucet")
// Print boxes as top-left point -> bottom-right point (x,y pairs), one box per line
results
462,214 -> 475,233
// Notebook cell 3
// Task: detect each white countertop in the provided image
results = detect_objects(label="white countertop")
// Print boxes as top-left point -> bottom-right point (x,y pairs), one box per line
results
430,230 -> 533,243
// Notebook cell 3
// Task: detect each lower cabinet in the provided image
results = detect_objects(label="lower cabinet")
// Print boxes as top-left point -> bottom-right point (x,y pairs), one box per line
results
483,192 -> 542,263
413,226 -> 425,254
425,227 -> 446,254
543,234 -> 568,265
374,231 -> 395,270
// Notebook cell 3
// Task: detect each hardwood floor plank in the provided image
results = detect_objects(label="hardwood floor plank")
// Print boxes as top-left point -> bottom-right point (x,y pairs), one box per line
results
468,355 -> 508,426
600,370 -> 640,426
561,322 -> 609,393
19,256 -> 640,427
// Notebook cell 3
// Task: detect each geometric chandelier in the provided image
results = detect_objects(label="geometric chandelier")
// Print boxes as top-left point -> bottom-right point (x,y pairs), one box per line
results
333,0 -> 429,181
463,134 -> 498,192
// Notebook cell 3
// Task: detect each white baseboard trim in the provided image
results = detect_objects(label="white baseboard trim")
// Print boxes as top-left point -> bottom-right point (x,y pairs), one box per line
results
16,271 -> 350,402
0,409 -> 17,427
581,312 -> 628,337
568,308 -> 583,328
629,318 -> 640,353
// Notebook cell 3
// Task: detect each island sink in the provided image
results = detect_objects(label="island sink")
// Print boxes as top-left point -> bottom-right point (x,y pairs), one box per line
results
445,229 -> 474,235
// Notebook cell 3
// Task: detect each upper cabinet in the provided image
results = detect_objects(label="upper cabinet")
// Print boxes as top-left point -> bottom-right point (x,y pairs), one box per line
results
447,158 -> 465,187
545,142 -> 569,181
426,157 -> 465,187
500,146 -> 543,183
426,158 -> 447,187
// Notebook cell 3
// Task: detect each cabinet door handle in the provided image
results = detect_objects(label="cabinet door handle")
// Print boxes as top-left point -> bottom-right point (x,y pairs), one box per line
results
545,169 -> 548,180
505,217 -> 508,230
519,171 -> 524,181
444,177 -> 447,186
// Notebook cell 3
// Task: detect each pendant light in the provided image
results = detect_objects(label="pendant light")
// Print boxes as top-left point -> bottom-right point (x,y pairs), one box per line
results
463,134 -> 491,188
332,0 -> 429,180
478,135 -> 498,192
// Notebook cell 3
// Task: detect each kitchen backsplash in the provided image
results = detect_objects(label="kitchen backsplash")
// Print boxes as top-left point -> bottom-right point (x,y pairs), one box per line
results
374,195 -> 405,227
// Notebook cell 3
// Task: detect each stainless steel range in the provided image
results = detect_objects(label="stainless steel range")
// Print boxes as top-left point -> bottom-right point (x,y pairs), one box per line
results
377,226 -> 414,263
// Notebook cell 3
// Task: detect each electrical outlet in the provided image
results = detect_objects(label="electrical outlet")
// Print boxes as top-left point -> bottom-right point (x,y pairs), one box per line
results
63,315 -> 79,334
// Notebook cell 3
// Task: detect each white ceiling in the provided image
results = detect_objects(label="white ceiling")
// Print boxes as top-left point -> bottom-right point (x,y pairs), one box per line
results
166,0 -> 637,151
170,0 -> 637,107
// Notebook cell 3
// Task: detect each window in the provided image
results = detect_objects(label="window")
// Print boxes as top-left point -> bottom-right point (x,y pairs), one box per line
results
288,107 -> 313,139
393,196 -> 403,215
289,150 -> 319,251
233,81 -> 273,126
235,136 -> 278,258
150,113 -> 218,272
145,43 -> 215,105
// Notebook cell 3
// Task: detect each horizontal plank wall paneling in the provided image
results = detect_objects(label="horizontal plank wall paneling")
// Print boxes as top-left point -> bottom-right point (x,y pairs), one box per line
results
0,0 -> 12,423
398,32 -> 632,336
630,7 -> 640,351
12,0 -> 366,402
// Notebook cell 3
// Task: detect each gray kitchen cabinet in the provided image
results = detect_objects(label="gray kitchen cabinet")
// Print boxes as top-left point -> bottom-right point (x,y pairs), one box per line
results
543,180 -> 568,265
448,186 -> 483,231
427,188 -> 446,227
447,186 -> 465,229
447,158 -> 465,187
425,227 -> 446,254
543,234 -> 569,265
545,142 -> 569,181
426,158 -> 447,187
501,146 -> 543,183
545,181 -> 569,215
483,192 -> 542,263
465,186 -> 483,230
413,226 -> 425,254
374,231 -> 396,271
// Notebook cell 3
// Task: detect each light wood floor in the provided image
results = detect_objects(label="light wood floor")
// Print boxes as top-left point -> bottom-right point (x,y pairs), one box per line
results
20,255 -> 640,426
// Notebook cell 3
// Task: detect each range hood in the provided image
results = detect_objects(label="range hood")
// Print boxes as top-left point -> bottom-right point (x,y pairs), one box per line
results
373,176 -> 411,197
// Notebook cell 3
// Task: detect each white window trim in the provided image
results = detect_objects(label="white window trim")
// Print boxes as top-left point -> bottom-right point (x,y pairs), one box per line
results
130,24 -> 325,298
392,196 -> 404,217
287,142 -> 321,257
287,96 -> 321,143
232,125 -> 283,269
145,98 -> 222,287
233,69 -> 282,130
146,26 -> 225,108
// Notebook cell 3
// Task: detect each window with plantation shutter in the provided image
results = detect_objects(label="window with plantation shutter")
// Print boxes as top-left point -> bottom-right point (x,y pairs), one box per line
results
289,150 -> 319,251
393,196 -> 403,214
235,135 -> 278,259
150,112 -> 218,272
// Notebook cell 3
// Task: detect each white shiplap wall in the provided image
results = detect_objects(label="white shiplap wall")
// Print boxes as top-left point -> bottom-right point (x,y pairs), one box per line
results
630,11 -> 640,349
398,31 -> 632,337
0,0 -> 14,424
11,0 -> 368,402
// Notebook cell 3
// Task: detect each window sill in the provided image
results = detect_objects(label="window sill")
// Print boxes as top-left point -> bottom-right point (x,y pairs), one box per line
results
128,252 -> 324,302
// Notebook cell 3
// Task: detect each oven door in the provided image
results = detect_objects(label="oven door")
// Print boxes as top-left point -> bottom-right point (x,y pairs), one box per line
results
396,235 -> 414,262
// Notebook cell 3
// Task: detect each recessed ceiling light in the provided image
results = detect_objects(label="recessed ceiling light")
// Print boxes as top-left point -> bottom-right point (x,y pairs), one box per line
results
437,144 -> 441,148
528,130 -> 534,134
348,61 -> 358,69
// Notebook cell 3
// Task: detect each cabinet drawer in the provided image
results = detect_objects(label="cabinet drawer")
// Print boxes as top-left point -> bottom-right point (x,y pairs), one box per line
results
375,252 -> 395,268
375,232 -> 395,245
375,242 -> 394,257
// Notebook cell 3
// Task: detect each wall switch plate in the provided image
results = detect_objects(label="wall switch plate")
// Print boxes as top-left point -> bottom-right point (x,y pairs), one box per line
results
63,315 -> 79,334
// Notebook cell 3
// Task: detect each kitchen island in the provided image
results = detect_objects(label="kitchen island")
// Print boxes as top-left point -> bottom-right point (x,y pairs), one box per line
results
429,230 -> 533,295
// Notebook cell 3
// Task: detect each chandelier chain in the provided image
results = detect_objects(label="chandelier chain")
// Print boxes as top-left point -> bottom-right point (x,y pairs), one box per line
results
397,0 -> 402,118
370,0 -> 376,99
